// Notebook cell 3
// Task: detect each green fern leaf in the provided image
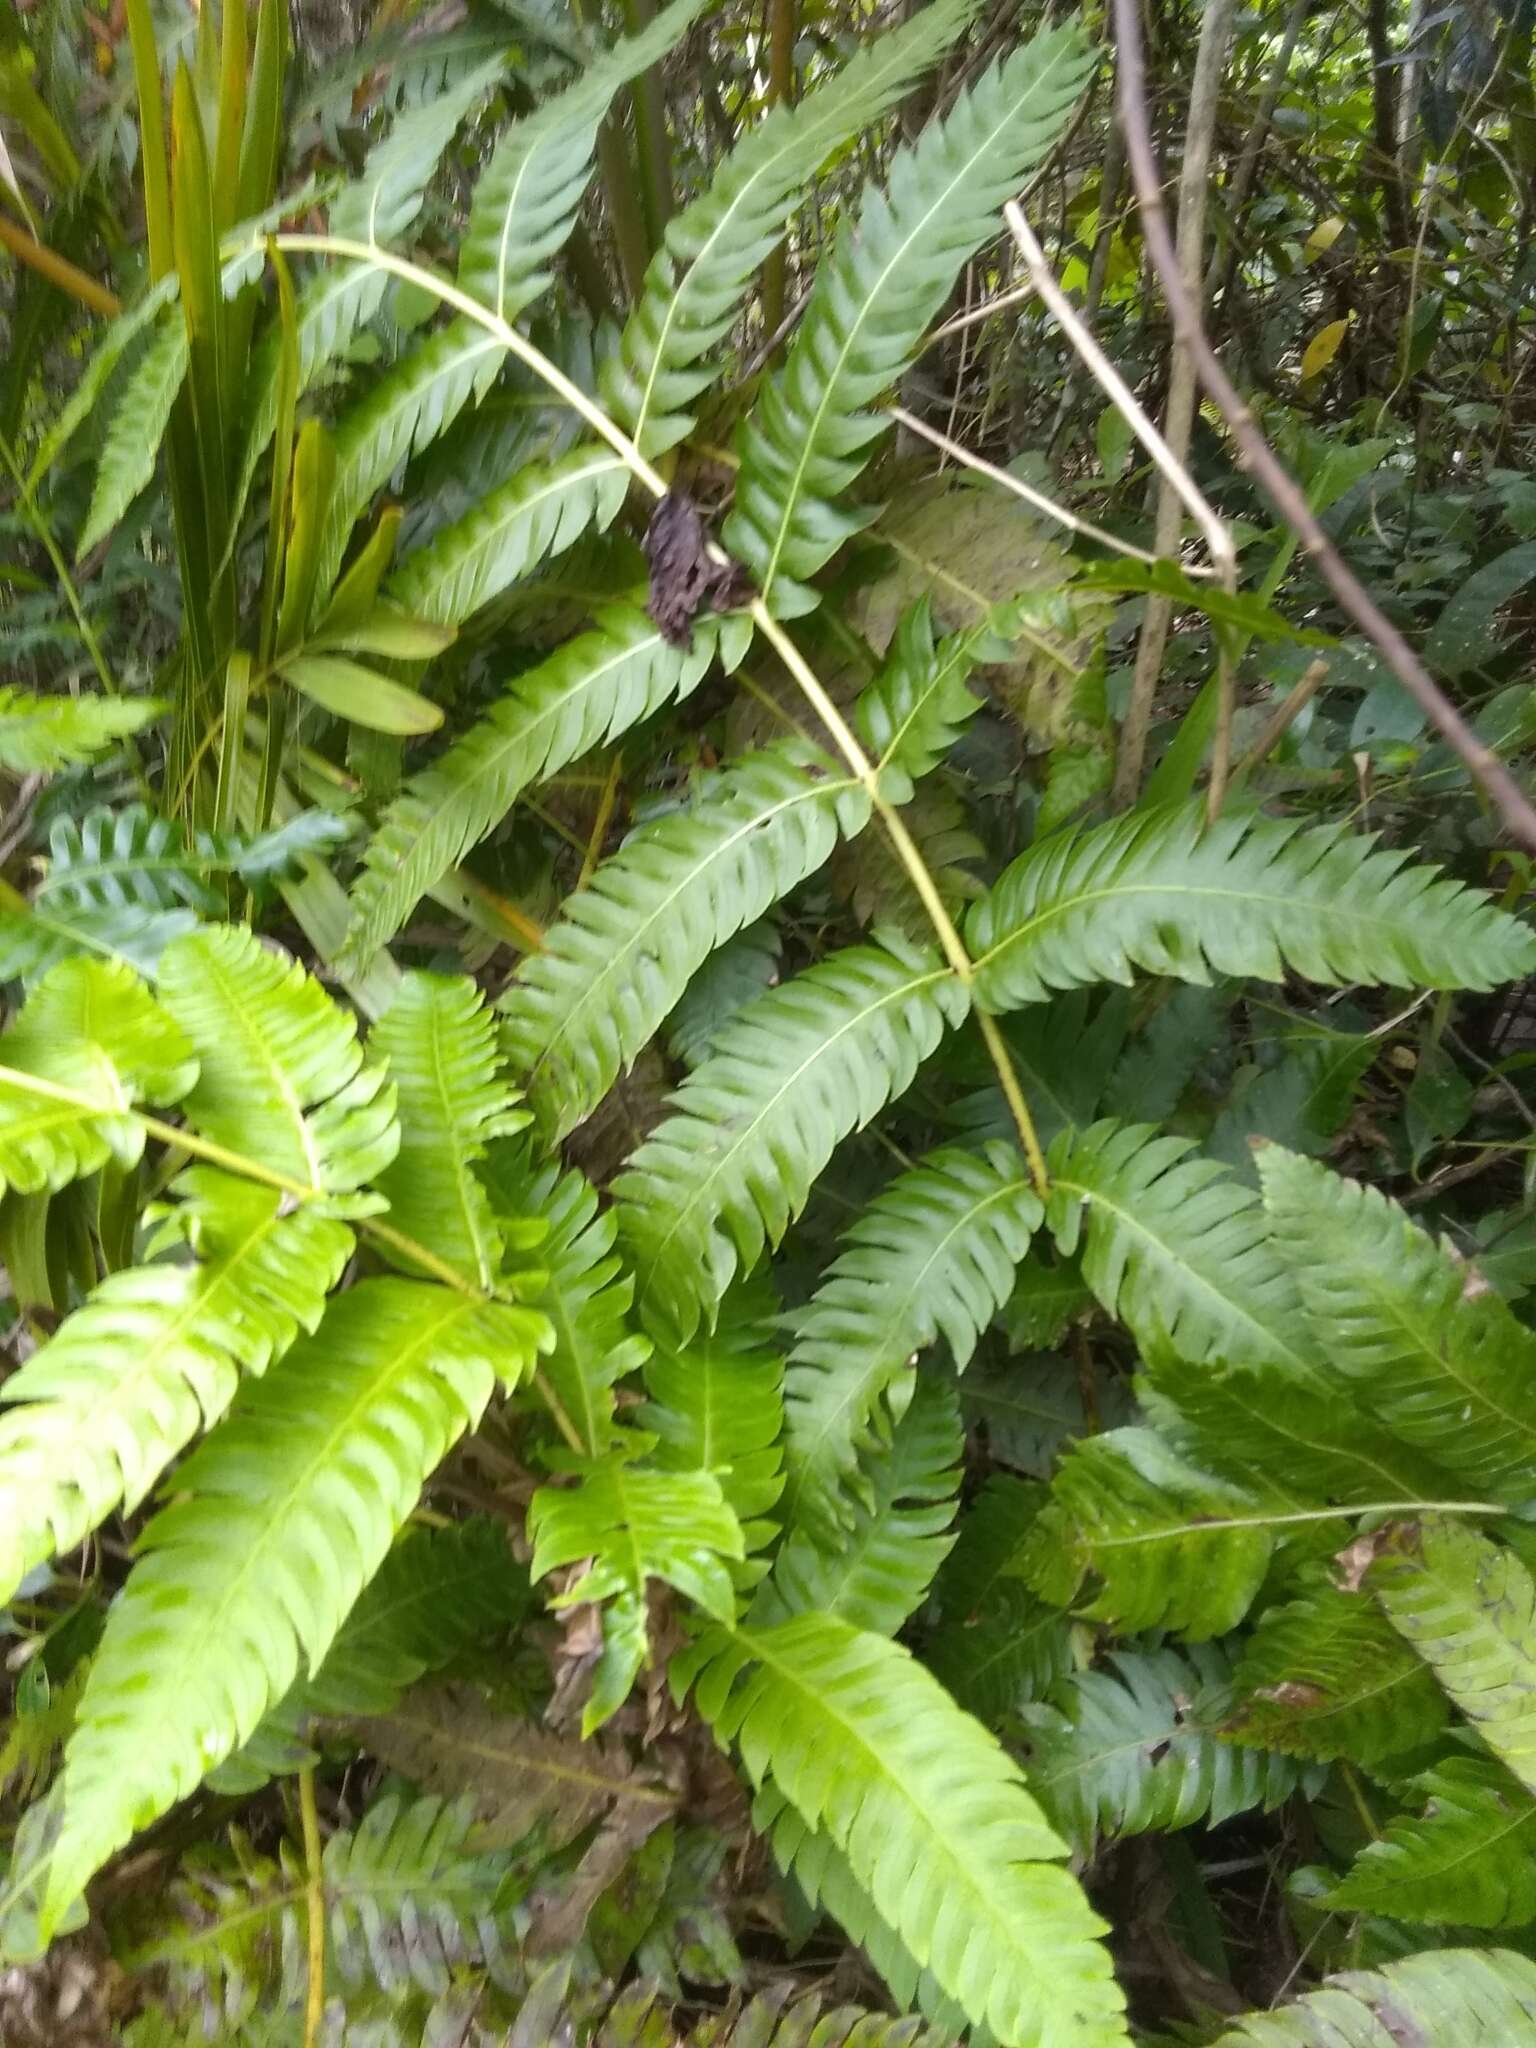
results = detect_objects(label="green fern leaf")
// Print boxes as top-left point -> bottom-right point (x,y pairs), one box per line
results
0,957 -> 196,1195
342,608 -> 719,965
968,801 -> 1536,1010
1259,1147 -> 1536,1504
759,1373 -> 960,1634
637,1288 -> 786,1552
725,20 -> 1094,615
77,317 -> 188,559
1224,1575 -> 1449,1765
0,689 -> 164,775
459,0 -> 711,322
1369,1519 -> 1536,1796
530,1442 -> 746,1729
782,1141 -> 1039,1536
926,1476 -> 1075,1720
665,919 -> 782,1068
211,1518 -> 527,1792
1328,1757 -> 1536,1928
372,971 -> 528,1289
1208,1948 -> 1536,2046
358,1680 -> 676,1848
1024,1645 -> 1303,1853
605,1982 -> 959,2048
387,445 -> 629,626
499,741 -> 869,1139
1022,1426 -> 1273,1637
157,924 -> 398,1196
855,598 -> 987,799
683,1613 -> 1127,2046
42,1278 -> 545,1932
0,1167 -> 351,1612
606,0 -> 978,456
484,1139 -> 650,1454
1046,1118 -> 1322,1376
614,939 -> 969,1345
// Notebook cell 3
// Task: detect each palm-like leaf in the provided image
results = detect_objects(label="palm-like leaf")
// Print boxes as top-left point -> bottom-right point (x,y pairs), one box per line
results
1369,1519 -> 1536,1796
0,1168 -> 351,1612
1329,1757 -> 1536,1928
724,20 -> 1094,614
614,939 -> 969,1345
342,608 -> 719,965
760,1373 -> 960,1634
372,971 -> 528,1288
1259,1146 -> 1536,1504
1224,1575 -> 1449,1765
968,801 -> 1536,1010
1024,1645 -> 1302,1852
500,741 -> 868,1138
43,1279 -> 546,1932
782,1141 -> 1040,1535
157,924 -> 398,1195
606,0 -> 978,456
1023,1426 -> 1274,1638
1208,1949 -> 1536,2046
387,446 -> 629,626
1046,1119 -> 1322,1375
684,1614 -> 1127,2047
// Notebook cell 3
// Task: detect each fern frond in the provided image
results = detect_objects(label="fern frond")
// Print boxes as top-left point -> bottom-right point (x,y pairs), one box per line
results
0,689 -> 164,775
1046,1118 -> 1322,1375
968,801 -> 1536,1010
782,1141 -> 1039,1536
606,0 -> 979,456
926,1475 -> 1074,1719
42,1279 -> 546,1932
0,1168 -> 351,1611
342,608 -> 719,965
530,1443 -> 745,1728
483,1139 -> 650,1454
683,1614 -> 1127,2046
856,598 -> 986,798
1208,1948 -> 1536,2046
1022,1426 -> 1273,1638
500,741 -> 869,1139
725,20 -> 1094,615
1327,1757 -> 1536,1927
387,446 -> 629,626
614,939 -> 970,1345
459,0 -> 710,322
1368,1519 -> 1536,1796
1024,1645 -> 1303,1853
372,971 -> 528,1289
212,1519 -> 527,1792
358,1680 -> 676,1847
637,1288 -> 786,1552
157,924 -> 398,1195
760,1373 -> 960,1634
606,1983 -> 959,2047
77,317 -> 189,558
1224,1575 -> 1449,1765
665,919 -> 782,1068
0,957 -> 196,1195
1258,1147 -> 1536,1504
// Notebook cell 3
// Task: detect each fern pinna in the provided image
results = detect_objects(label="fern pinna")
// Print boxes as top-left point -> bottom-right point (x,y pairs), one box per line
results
7,0 -> 1536,2041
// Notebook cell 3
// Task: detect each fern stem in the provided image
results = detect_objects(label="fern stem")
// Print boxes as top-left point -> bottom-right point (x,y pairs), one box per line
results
1091,1501 -> 1505,1546
298,1765 -> 325,2048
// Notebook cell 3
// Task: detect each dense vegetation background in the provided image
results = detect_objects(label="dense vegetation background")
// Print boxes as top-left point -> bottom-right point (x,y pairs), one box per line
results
5,0 -> 1536,2040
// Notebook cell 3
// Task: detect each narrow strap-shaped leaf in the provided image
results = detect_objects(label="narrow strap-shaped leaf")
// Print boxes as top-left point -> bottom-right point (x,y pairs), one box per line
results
968,801 -> 1536,1011
724,20 -> 1093,615
0,1169 -> 351,1611
42,1278 -> 546,1933
614,940 -> 970,1345
157,923 -> 398,1194
1259,1146 -> 1536,1504
499,741 -> 869,1139
683,1614 -> 1127,2047
342,608 -> 719,967
782,1141 -> 1039,1536
607,0 -> 980,457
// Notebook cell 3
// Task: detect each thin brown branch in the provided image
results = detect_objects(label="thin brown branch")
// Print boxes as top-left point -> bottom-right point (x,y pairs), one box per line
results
1111,0 -> 1536,853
